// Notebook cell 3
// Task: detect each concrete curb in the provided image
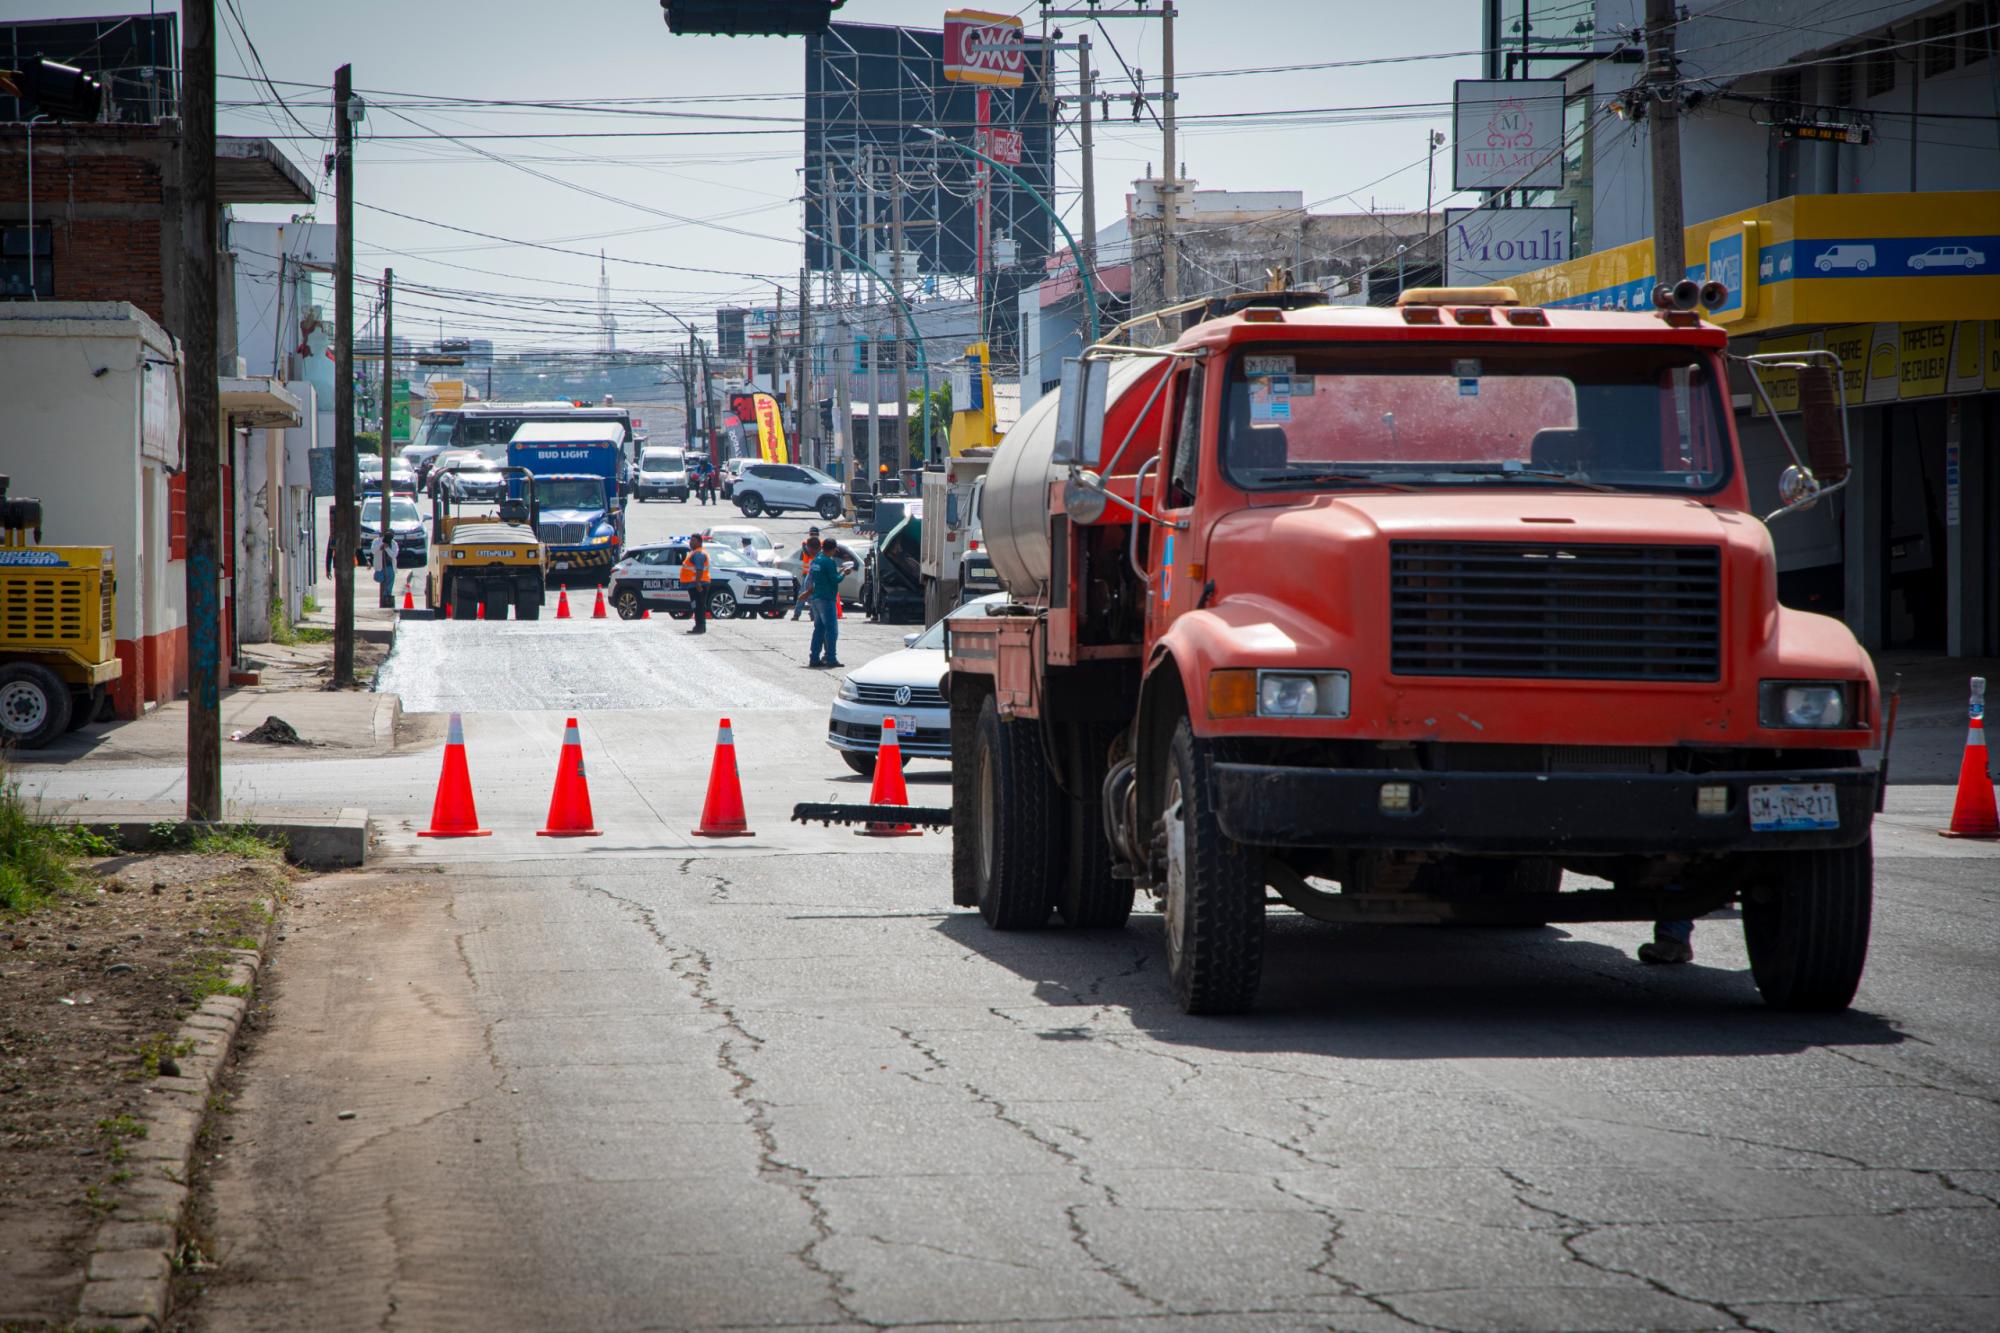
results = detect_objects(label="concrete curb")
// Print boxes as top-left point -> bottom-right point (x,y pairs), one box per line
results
54,809 -> 369,870
371,691 -> 402,747
74,895 -> 280,1332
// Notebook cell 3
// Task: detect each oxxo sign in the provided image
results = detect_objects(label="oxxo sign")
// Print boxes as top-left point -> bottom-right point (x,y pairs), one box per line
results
943,9 -> 1025,87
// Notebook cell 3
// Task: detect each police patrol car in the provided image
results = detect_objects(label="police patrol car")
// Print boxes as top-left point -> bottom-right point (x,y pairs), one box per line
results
606,539 -> 800,621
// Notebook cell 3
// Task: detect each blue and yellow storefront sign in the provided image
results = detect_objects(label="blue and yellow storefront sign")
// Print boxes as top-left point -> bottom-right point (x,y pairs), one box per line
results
1507,191 -> 2000,338
1749,320 -> 2000,415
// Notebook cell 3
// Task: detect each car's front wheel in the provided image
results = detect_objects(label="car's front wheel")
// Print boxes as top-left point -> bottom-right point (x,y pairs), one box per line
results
708,589 -> 739,619
614,588 -> 644,620
736,493 -> 763,518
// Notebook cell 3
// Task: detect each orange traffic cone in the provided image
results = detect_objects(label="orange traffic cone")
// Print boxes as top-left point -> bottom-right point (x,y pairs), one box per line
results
556,588 -> 572,619
1942,677 -> 1999,839
443,601 -> 453,620
401,577 -> 414,611
835,596 -> 844,620
859,718 -> 920,837
417,712 -> 491,838
642,607 -> 652,619
591,588 -> 608,619
537,716 -> 601,837
692,717 -> 755,837
476,600 -> 485,620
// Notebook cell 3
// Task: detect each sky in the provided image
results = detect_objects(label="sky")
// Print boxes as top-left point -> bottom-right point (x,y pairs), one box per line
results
6,0 -> 1503,348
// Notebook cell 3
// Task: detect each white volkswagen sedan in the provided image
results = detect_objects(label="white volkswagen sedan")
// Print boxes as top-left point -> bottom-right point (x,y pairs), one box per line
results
828,594 -> 1004,776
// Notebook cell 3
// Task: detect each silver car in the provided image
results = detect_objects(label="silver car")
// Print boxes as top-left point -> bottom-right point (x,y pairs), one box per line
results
828,594 -> 1003,776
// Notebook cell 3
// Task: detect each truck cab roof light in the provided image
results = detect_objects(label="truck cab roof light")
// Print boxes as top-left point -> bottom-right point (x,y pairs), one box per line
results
1401,305 -> 1443,325
1238,307 -> 1286,323
1502,307 -> 1549,326
1397,286 -> 1520,307
1452,307 -> 1496,325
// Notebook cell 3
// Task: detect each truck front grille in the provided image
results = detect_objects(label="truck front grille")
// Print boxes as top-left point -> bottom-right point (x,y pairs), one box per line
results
537,522 -> 587,545
1390,541 -> 1721,682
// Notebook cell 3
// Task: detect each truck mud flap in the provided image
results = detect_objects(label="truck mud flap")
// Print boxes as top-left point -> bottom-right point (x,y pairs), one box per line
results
793,801 -> 952,831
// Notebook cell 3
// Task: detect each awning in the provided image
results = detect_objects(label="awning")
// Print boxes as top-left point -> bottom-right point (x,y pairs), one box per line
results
1507,190 -> 2000,338
220,377 -> 303,428
217,137 -> 315,206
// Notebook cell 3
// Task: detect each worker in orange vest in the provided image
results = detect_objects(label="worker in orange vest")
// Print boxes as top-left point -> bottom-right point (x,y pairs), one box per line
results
678,532 -> 712,635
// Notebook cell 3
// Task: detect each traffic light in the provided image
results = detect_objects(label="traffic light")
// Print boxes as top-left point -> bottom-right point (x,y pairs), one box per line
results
817,398 -> 834,433
0,58 -> 105,121
660,0 -> 845,36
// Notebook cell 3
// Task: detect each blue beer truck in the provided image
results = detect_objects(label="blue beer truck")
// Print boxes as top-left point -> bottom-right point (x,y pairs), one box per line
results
506,420 -> 627,585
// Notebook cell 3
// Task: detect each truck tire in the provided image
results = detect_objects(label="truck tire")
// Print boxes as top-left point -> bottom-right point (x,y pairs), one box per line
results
515,590 -> 542,621
970,696 -> 1059,929
1162,719 -> 1264,1014
1056,725 -> 1133,929
479,587 -> 509,621
1742,838 -> 1872,1012
0,663 -> 73,749
817,495 -> 841,521
451,581 -> 479,622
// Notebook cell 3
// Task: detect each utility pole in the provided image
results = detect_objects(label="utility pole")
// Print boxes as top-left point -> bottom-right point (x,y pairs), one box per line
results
1077,34 -> 1097,289
825,165 -> 849,480
772,279 -> 785,458
181,0 -> 221,822
891,158 -> 908,473
788,262 -> 804,464
332,64 -> 357,688
697,339 -> 712,453
863,146 -> 880,504
380,267 -> 393,472
1644,0 -> 1685,296
1159,0 -> 1179,305
681,342 -> 695,449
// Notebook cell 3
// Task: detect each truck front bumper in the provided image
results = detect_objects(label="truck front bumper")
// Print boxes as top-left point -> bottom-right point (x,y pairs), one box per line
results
548,547 -> 617,575
1211,764 -> 1877,856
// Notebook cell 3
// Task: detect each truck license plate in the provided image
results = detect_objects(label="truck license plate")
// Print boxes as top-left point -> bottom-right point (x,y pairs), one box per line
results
1748,783 -> 1839,832
554,560 -> 570,570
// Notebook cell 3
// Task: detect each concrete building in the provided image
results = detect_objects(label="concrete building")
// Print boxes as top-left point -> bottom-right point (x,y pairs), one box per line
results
1503,0 -> 2000,656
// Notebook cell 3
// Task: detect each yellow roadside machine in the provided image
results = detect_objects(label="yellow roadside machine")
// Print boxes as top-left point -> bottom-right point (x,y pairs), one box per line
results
0,476 -> 121,747
425,464 -> 549,620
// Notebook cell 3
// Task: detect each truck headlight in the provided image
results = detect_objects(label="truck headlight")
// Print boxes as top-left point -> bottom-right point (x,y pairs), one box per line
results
1759,681 -> 1851,729
1209,669 -> 1351,719
838,677 -> 860,701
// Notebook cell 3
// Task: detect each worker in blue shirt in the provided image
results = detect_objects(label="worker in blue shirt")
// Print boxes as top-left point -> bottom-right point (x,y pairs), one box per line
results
806,538 -> 849,668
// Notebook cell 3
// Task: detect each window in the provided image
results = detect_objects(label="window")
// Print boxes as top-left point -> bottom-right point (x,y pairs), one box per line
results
1830,50 -> 1856,108
1219,344 -> 1732,497
1167,364 -> 1205,507
1925,13 -> 1960,74
1865,39 -> 1896,97
1,223 -> 53,301
1967,3 -> 1994,64
168,473 -> 188,559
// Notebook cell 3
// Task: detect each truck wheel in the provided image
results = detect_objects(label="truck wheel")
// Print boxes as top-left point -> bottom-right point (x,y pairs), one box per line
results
515,590 -> 541,621
1742,838 -> 1872,1012
479,589 -> 509,621
614,589 -> 643,620
817,496 -> 841,521
0,663 -> 73,749
1162,719 -> 1264,1014
971,695 -> 1059,929
451,583 -> 479,622
1056,726 -> 1133,929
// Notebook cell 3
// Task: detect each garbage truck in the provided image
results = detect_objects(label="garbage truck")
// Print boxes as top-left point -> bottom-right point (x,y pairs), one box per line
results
937,286 -> 1883,1016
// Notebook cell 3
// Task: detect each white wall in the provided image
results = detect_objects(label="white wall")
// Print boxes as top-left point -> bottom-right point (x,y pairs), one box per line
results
228,218 -> 335,380
0,305 -> 174,647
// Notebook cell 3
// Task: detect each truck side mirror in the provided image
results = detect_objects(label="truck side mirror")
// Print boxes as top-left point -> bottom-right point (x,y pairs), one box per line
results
1053,357 -> 1109,467
1797,365 -> 1849,484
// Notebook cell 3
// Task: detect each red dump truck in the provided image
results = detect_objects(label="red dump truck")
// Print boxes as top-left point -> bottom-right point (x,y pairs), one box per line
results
941,286 -> 1881,1015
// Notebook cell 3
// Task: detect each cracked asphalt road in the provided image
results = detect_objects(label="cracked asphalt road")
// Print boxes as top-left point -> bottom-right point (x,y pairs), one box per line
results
175,512 -> 2000,1333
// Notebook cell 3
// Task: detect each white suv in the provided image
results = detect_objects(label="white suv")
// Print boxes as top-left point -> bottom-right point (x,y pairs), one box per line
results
733,461 -> 845,521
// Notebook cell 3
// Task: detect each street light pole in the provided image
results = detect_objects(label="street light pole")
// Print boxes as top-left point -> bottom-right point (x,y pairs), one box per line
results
917,126 -> 1101,346
331,64 -> 357,689
181,0 -> 221,821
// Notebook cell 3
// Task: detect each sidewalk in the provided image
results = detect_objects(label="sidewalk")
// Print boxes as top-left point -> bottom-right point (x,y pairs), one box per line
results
11,588 -> 408,770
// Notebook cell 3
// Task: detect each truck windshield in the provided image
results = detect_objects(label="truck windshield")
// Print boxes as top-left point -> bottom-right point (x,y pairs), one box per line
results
537,479 -> 606,509
1221,344 -> 1731,494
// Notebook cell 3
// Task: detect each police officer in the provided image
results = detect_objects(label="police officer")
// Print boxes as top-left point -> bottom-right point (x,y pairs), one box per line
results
679,532 -> 712,634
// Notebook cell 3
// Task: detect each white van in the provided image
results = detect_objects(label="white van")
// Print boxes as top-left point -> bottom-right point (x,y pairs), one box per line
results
636,446 -> 689,502
1814,244 -> 1876,273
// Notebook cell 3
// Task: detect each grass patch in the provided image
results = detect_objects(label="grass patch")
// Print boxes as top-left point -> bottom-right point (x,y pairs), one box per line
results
144,821 -> 287,860
176,955 -> 249,1008
302,592 -> 321,614
269,595 -> 299,647
135,1034 -> 196,1078
293,625 -> 333,644
0,773 -> 108,914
